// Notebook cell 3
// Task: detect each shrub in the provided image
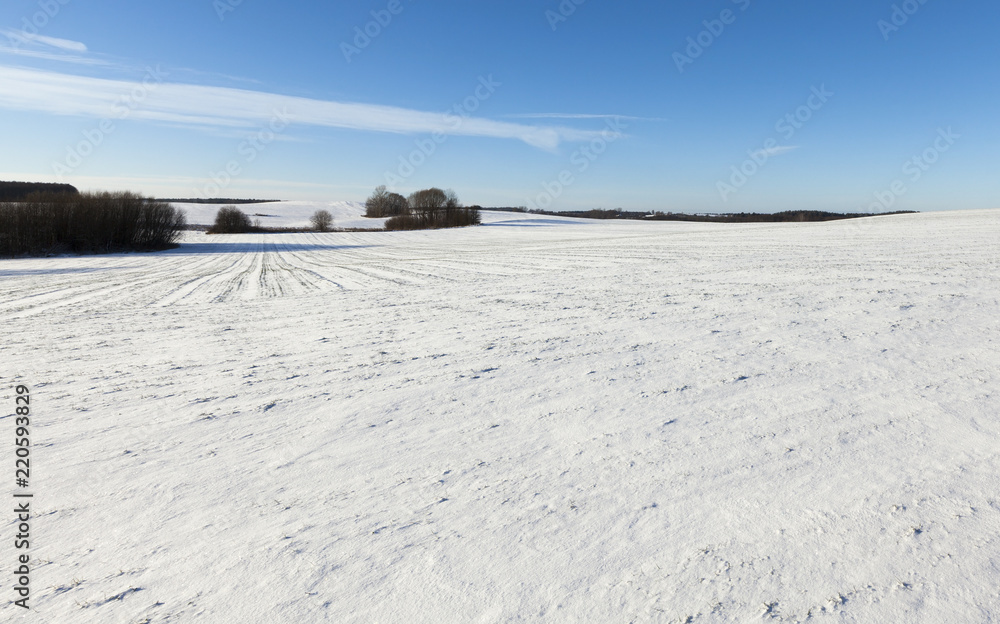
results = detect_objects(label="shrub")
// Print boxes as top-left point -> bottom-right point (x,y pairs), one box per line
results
385,195 -> 479,230
310,209 -> 333,232
0,191 -> 186,256
383,214 -> 422,231
208,206 -> 254,233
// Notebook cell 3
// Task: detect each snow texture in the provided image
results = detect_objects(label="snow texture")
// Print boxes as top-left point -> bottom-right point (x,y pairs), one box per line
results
2,206 -> 999,623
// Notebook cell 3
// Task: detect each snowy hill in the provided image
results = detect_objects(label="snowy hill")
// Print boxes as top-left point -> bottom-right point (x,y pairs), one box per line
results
171,200 -> 587,230
172,199 -> 378,230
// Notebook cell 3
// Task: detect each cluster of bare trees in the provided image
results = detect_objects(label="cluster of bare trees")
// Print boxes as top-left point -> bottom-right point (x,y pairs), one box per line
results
0,191 -> 186,256
364,186 -> 409,218
365,186 -> 480,230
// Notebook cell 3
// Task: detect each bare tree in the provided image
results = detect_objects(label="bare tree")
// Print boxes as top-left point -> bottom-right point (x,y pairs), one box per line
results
310,209 -> 333,232
365,186 -> 411,217
365,185 -> 390,217
443,188 -> 461,222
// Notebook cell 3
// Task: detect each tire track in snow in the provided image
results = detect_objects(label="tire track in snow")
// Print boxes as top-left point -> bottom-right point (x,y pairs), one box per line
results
266,240 -> 345,294
214,242 -> 266,303
150,253 -> 250,308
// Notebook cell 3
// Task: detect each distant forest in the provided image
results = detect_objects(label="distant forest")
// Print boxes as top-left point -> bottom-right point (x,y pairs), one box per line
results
157,198 -> 281,205
484,207 -> 918,223
0,181 -> 78,201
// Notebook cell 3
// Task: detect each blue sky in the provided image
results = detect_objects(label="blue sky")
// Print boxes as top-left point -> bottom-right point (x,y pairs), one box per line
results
1,0 -> 997,212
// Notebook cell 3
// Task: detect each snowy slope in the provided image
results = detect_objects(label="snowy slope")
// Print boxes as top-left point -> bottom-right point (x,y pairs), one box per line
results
2,209 -> 999,622
172,199 -> 379,230
171,200 -> 571,230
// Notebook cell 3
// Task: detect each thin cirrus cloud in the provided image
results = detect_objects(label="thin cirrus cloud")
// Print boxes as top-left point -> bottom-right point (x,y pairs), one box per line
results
3,30 -> 87,52
505,113 -> 664,122
0,48 -> 108,66
0,30 -> 106,66
0,65 -> 610,150
1,29 -> 88,52
752,145 -> 799,158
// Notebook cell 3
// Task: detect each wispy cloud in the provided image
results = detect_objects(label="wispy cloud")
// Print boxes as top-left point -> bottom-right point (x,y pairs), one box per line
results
751,145 -> 799,158
0,29 -> 103,65
0,47 -> 108,66
0,66 -> 609,150
28,34 -> 85,52
2,29 -> 88,52
163,123 -> 311,142
505,113 -> 665,122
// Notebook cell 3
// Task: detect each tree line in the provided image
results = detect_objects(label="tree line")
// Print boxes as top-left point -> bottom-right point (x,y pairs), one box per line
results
0,181 -> 78,201
490,207 -> 919,223
365,186 -> 480,230
0,191 -> 187,256
156,198 -> 281,205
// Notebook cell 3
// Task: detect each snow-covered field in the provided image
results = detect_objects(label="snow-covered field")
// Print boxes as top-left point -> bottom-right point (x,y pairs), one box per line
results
2,207 -> 999,622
